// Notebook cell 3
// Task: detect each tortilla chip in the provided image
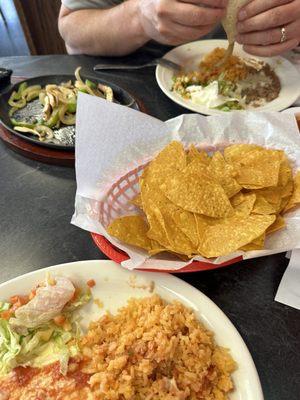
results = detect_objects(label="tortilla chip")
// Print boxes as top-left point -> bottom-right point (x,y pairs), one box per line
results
232,193 -> 256,216
208,151 -> 241,198
198,214 -> 275,258
232,148 -> 282,189
140,186 -> 173,249
107,142 -> 299,259
172,210 -> 199,248
224,144 -> 264,163
160,166 -> 232,218
252,195 -> 278,215
252,187 -> 281,205
278,155 -> 293,188
187,144 -> 210,165
141,141 -> 186,187
240,233 -> 265,251
131,193 -> 143,208
230,192 -> 245,206
107,215 -> 152,250
267,215 -> 286,234
281,179 -> 294,199
284,171 -> 300,212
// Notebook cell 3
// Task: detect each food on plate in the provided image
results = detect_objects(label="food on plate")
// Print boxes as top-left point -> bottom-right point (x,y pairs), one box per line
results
221,0 -> 248,64
7,67 -> 113,145
108,141 -> 300,258
80,295 -> 236,400
0,274 -> 92,377
0,280 -> 236,400
172,48 -> 281,111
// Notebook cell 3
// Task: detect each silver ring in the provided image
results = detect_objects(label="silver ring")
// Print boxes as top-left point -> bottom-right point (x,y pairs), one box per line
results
280,27 -> 287,43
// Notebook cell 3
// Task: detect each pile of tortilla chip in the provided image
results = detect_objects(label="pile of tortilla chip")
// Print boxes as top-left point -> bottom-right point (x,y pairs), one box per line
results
107,141 -> 300,259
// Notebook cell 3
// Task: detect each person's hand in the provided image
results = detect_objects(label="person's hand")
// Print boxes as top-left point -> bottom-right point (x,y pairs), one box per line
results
236,0 -> 300,56
138,0 -> 227,46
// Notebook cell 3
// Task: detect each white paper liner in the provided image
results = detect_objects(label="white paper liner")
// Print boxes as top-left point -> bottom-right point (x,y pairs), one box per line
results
72,93 -> 300,270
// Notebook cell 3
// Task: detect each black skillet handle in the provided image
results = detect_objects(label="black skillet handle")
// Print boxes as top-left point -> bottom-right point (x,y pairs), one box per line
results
0,68 -> 12,92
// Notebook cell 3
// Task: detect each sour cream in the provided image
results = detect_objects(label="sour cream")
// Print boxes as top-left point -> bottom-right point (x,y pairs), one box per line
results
186,81 -> 238,108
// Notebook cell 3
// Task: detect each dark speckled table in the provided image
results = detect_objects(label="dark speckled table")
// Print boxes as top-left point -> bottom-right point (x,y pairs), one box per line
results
0,51 -> 299,400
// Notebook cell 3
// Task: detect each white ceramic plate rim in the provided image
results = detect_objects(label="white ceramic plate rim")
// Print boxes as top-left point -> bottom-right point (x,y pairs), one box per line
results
156,39 -> 300,115
282,106 -> 300,114
0,260 -> 264,400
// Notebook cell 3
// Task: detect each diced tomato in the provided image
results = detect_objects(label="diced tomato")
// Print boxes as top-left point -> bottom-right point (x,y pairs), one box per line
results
86,279 -> 96,288
53,315 -> 66,326
71,287 -> 81,302
10,295 -> 29,306
1,310 -> 12,319
29,289 -> 36,300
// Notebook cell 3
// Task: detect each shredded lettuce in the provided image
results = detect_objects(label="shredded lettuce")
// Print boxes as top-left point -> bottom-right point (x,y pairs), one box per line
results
0,279 -> 92,377
0,319 -> 81,377
0,319 -> 21,375
213,100 -> 244,111
63,288 -> 91,314
0,302 -> 11,312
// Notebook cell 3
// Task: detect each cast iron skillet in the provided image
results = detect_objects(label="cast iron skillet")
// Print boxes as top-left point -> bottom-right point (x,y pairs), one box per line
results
0,72 -> 140,151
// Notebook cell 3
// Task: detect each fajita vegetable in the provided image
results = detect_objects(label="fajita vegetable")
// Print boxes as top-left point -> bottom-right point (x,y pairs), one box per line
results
8,67 -> 114,145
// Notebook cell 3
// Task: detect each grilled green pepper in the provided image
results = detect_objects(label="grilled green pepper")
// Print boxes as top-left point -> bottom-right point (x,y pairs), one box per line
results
10,118 -> 36,129
8,91 -> 26,108
85,79 -> 96,89
45,108 -> 59,127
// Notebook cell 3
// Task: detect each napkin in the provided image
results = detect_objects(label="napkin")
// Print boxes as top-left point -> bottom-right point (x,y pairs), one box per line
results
275,249 -> 300,310
72,93 -> 300,270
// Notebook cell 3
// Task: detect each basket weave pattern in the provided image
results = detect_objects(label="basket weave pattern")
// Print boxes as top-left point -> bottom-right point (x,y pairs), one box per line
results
99,163 -> 148,228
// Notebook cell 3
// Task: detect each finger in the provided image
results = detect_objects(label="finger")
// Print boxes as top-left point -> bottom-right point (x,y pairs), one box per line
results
237,1 -> 300,33
243,38 -> 299,57
238,0 -> 293,21
157,20 -> 214,43
164,3 -> 225,26
237,20 -> 300,45
179,0 -> 228,8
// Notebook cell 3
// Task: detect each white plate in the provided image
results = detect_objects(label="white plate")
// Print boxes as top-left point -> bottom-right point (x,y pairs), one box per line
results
156,39 -> 300,115
282,106 -> 300,114
0,260 -> 263,400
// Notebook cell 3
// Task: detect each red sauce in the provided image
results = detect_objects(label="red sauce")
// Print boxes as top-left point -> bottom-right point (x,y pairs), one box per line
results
13,366 -> 38,387
0,361 -> 92,398
69,370 -> 90,389
43,362 -> 62,381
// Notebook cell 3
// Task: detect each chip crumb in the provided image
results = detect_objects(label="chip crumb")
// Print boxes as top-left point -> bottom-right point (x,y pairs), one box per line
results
128,275 -> 155,293
94,298 -> 103,309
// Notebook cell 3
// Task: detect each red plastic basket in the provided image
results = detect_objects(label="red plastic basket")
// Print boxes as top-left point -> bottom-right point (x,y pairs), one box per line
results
91,161 -> 243,273
91,232 -> 243,272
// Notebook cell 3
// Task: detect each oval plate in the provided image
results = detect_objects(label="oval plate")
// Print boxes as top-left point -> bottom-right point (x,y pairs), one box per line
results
0,74 -> 140,151
156,39 -> 300,115
0,260 -> 264,400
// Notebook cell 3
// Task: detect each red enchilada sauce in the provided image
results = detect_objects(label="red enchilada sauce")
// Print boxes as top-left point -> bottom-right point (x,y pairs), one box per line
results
0,361 -> 91,399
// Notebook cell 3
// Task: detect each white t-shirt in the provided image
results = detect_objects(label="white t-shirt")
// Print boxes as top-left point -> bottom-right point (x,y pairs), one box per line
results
61,0 -> 225,54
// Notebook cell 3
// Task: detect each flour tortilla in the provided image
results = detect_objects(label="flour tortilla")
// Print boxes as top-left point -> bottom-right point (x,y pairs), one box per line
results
222,0 -> 249,58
